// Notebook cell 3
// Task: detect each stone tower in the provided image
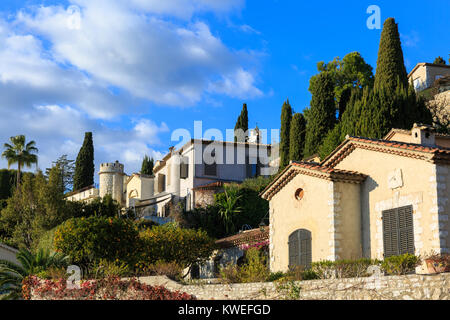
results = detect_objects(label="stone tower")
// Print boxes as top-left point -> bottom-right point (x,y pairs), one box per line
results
99,161 -> 124,205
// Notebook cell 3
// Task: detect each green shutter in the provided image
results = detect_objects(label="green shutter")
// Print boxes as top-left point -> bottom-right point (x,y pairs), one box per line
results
382,205 -> 414,257
289,229 -> 312,269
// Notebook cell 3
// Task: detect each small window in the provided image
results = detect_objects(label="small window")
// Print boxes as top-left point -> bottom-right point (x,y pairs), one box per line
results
295,188 -> 304,201
180,163 -> 189,179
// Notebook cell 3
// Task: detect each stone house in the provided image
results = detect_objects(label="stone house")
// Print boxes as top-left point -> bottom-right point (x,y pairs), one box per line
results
67,138 -> 275,218
261,124 -> 450,273
192,227 -> 269,279
408,62 -> 450,92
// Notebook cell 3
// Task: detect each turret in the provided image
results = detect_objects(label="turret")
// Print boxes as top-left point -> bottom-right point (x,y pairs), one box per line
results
99,161 -> 125,205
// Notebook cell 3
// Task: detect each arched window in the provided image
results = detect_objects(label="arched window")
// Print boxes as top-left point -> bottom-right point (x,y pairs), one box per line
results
129,189 -> 138,199
288,229 -> 312,269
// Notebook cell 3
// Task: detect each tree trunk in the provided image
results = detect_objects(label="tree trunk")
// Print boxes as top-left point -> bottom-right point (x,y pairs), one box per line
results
16,162 -> 21,190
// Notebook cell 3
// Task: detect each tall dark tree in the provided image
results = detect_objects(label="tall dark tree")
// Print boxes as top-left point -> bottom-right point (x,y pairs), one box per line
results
289,113 -> 306,162
433,56 -> 447,65
141,155 -> 154,176
373,18 -> 408,93
73,132 -> 94,191
234,103 -> 249,142
279,99 -> 293,169
304,72 -> 336,158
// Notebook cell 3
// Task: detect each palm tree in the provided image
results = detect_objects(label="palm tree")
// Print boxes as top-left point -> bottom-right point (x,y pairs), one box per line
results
215,186 -> 242,235
1,135 -> 38,190
0,248 -> 68,300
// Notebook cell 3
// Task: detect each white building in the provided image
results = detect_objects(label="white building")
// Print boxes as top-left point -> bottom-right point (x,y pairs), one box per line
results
66,138 -> 276,218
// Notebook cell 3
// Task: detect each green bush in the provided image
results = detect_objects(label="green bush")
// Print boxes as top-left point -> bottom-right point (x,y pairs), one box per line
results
381,254 -> 421,275
267,271 -> 285,282
138,223 -> 215,270
144,260 -> 184,281
54,216 -> 139,267
91,259 -> 131,279
238,248 -> 270,283
312,258 -> 381,279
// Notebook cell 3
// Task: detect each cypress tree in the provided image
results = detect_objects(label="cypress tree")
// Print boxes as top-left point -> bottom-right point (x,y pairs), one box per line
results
304,72 -> 336,157
234,103 -> 249,142
289,113 -> 306,162
141,155 -> 154,176
374,18 -> 408,92
279,99 -> 293,169
73,132 -> 94,191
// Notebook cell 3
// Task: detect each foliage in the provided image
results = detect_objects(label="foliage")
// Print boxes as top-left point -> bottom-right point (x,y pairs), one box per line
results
289,113 -> 306,162
45,155 -> 75,193
54,216 -> 139,267
1,135 -> 38,190
23,276 -> 196,300
143,260 -> 184,281
234,103 -> 249,142
214,185 -> 242,235
92,259 -> 131,279
238,248 -> 270,283
424,253 -> 450,272
374,18 -> 408,92
316,52 -> 374,118
381,254 -> 421,275
433,56 -> 447,65
311,258 -> 381,279
73,132 -> 94,191
138,224 -> 215,270
304,72 -> 336,157
275,280 -> 302,300
140,155 -> 154,176
219,248 -> 269,284
182,177 -> 271,238
0,248 -> 68,300
279,99 -> 292,169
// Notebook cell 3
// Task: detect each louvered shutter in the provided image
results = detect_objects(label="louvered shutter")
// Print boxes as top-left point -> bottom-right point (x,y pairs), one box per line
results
382,205 -> 414,257
289,229 -> 312,269
180,163 -> 188,179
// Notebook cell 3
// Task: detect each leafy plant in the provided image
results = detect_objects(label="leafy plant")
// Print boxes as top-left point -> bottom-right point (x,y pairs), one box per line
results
0,248 -> 68,300
381,254 -> 421,275
144,260 -> 183,281
54,216 -> 139,267
215,186 -> 242,235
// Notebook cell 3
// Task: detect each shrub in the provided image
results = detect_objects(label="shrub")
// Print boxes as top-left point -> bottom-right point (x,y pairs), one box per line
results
219,263 -> 241,284
138,224 -> 215,270
23,276 -> 196,300
381,254 -> 421,275
144,261 -> 183,281
312,258 -> 381,279
267,271 -> 285,282
92,259 -> 131,279
238,248 -> 270,283
54,216 -> 139,267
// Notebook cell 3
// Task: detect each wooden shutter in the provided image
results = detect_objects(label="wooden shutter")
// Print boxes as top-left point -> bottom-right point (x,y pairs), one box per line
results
289,229 -> 312,269
204,163 -> 216,176
180,163 -> 188,179
382,205 -> 414,257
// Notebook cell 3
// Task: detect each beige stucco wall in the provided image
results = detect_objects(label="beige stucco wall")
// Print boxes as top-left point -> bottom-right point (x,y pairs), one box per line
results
66,187 -> 99,203
409,64 -> 450,91
268,173 -> 362,272
334,147 -> 448,260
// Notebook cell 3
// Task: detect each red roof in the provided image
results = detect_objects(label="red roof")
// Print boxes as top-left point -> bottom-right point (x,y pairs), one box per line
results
215,227 -> 269,249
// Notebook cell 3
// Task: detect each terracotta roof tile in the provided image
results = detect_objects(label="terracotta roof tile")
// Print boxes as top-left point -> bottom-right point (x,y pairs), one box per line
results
215,228 -> 269,249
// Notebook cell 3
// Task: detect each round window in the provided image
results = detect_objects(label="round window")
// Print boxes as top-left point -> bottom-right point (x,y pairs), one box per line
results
295,188 -> 304,201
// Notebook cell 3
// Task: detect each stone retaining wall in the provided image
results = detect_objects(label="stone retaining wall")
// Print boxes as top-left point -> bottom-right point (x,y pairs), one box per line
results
136,273 -> 450,300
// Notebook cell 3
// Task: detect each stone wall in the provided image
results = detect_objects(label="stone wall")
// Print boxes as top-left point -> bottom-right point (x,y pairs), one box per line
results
136,273 -> 450,300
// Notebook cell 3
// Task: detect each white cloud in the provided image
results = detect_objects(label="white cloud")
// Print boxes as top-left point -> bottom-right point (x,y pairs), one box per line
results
17,0 -> 261,106
0,0 -> 263,178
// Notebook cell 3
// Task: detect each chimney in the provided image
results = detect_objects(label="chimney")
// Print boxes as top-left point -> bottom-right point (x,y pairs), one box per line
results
411,123 -> 436,146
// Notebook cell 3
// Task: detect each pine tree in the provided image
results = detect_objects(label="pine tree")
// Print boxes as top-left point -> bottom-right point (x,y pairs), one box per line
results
141,155 -> 154,176
304,72 -> 336,157
373,18 -> 408,92
73,132 -> 94,191
289,113 -> 306,162
279,99 -> 293,169
433,56 -> 447,65
234,103 -> 249,142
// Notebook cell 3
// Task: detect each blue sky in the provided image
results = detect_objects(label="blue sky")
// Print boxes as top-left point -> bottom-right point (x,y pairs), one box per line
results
0,0 -> 448,176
